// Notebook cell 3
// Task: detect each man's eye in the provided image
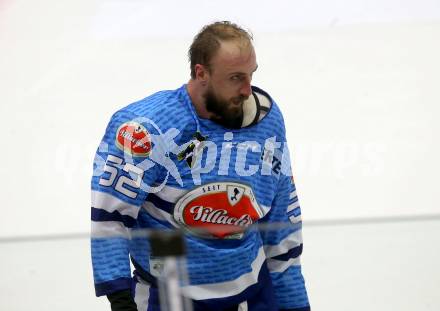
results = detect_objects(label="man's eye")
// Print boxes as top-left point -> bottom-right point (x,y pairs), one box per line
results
230,75 -> 241,81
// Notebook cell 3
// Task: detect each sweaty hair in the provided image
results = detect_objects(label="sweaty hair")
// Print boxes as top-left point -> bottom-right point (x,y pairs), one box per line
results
189,21 -> 253,79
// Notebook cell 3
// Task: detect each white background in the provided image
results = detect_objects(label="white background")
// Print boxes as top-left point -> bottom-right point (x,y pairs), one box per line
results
1,0 -> 439,237
0,0 -> 439,310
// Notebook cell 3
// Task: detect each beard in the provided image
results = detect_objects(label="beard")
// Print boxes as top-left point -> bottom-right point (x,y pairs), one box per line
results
204,85 -> 247,129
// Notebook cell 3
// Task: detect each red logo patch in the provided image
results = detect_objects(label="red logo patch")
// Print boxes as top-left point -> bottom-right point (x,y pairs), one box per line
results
174,182 -> 264,239
115,121 -> 151,157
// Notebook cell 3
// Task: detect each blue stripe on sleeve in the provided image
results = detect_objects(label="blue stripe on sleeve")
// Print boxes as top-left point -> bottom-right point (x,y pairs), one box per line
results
94,277 -> 132,297
91,207 -> 136,228
287,207 -> 301,218
272,244 -> 303,261
288,196 -> 299,205
146,193 -> 174,213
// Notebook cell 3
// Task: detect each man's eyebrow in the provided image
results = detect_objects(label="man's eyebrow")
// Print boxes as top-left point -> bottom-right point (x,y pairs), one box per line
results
229,65 -> 259,76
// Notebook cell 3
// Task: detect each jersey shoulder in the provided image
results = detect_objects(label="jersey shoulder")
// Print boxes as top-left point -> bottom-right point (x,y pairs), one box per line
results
114,86 -> 194,132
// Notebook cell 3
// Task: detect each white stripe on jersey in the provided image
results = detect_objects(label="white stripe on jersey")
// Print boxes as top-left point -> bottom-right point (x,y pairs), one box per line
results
267,257 -> 301,273
92,190 -> 140,218
264,229 -> 302,258
181,247 -> 266,300
287,200 -> 300,213
91,221 -> 130,239
289,214 -> 302,224
289,191 -> 297,200
260,204 -> 271,216
153,184 -> 189,203
238,301 -> 248,311
150,185 -> 271,217
141,201 -> 179,227
134,278 -> 151,311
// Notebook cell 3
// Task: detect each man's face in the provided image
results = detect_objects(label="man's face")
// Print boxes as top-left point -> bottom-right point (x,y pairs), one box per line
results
203,40 -> 258,128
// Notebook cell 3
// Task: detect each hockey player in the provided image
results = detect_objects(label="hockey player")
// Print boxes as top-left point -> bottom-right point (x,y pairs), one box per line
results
91,21 -> 310,311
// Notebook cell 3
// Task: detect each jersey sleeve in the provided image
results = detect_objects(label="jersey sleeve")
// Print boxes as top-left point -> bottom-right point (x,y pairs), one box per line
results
90,109 -> 161,296
260,163 -> 310,310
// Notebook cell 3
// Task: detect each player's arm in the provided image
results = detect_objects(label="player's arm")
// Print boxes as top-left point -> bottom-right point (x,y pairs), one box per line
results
260,169 -> 310,311
91,110 -> 159,309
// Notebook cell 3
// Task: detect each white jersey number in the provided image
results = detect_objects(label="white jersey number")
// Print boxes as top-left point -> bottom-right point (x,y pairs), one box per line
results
99,155 -> 144,199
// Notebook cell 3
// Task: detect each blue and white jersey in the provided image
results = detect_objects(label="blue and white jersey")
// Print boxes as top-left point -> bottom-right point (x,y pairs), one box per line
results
91,84 -> 310,310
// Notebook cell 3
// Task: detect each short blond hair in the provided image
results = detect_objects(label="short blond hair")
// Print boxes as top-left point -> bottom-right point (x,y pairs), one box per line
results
188,21 -> 253,79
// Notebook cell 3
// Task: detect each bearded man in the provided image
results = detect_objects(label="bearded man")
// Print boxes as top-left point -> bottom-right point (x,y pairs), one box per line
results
91,21 -> 311,311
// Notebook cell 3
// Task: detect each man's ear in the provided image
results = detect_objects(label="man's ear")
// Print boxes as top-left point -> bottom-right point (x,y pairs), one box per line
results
195,64 -> 209,85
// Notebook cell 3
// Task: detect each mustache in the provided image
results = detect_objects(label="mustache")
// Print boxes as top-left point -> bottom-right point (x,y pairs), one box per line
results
231,95 -> 248,103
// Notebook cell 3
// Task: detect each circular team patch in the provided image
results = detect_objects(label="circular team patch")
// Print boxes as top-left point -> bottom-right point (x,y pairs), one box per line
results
174,182 -> 264,239
115,121 -> 151,157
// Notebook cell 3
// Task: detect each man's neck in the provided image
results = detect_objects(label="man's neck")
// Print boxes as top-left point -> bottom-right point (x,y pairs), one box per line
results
186,79 -> 212,119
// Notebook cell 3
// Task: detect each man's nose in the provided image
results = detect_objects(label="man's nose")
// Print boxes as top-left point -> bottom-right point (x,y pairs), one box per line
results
240,80 -> 252,98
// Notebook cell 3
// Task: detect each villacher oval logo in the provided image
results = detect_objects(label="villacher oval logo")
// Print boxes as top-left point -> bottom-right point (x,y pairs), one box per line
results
115,121 -> 152,157
173,182 -> 264,239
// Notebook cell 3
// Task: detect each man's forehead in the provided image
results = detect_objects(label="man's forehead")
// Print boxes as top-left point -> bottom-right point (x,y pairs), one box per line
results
218,40 -> 253,56
211,40 -> 256,70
